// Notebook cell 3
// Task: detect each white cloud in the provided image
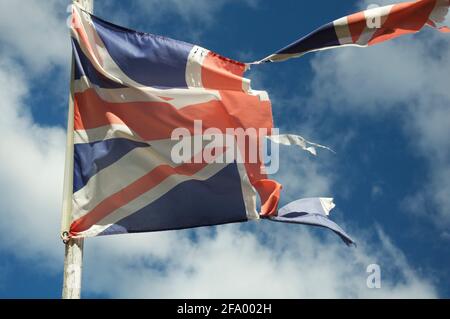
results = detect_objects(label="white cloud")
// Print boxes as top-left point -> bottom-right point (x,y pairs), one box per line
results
82,223 -> 437,298
0,0 -> 70,73
0,59 -> 65,270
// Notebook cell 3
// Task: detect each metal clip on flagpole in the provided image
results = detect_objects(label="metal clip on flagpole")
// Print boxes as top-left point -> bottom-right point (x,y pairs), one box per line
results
61,0 -> 93,300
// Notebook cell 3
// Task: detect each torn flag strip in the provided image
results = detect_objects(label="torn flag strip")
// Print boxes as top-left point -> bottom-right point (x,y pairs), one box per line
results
256,0 -> 450,63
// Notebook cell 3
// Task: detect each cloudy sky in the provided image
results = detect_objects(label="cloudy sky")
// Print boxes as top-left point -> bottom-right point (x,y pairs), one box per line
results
0,0 -> 449,298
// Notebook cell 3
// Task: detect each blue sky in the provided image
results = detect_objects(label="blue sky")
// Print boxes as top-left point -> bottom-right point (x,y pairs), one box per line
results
0,0 -> 449,298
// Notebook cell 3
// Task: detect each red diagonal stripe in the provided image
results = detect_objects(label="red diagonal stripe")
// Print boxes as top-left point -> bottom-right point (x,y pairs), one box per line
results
369,0 -> 436,45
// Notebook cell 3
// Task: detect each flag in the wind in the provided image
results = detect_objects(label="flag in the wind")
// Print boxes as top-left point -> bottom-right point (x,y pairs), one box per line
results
65,3 -> 355,245
256,0 -> 450,63
63,0 -> 450,245
68,4 -> 273,238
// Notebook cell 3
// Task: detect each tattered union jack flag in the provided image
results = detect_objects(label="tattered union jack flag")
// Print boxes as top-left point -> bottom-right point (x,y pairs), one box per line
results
65,3 -> 354,245
62,0 -> 449,246
67,4 -> 277,238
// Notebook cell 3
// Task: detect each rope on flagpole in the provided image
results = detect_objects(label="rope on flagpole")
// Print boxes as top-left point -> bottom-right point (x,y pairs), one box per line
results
61,0 -> 93,300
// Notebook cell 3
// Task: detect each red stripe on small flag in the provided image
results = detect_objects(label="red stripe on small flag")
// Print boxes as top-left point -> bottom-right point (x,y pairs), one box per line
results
347,12 -> 367,43
368,0 -> 436,45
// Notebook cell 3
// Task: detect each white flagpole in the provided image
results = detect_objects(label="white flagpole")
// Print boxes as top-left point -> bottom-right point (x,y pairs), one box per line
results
61,0 -> 94,300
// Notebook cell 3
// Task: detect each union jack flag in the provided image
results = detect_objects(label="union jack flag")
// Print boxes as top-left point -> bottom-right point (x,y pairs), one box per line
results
66,4 -> 281,239
64,0 -> 450,245
62,3 -> 359,245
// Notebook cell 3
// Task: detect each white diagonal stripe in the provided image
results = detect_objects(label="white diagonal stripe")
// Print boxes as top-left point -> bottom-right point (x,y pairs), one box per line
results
74,124 -> 143,145
73,76 -> 221,110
